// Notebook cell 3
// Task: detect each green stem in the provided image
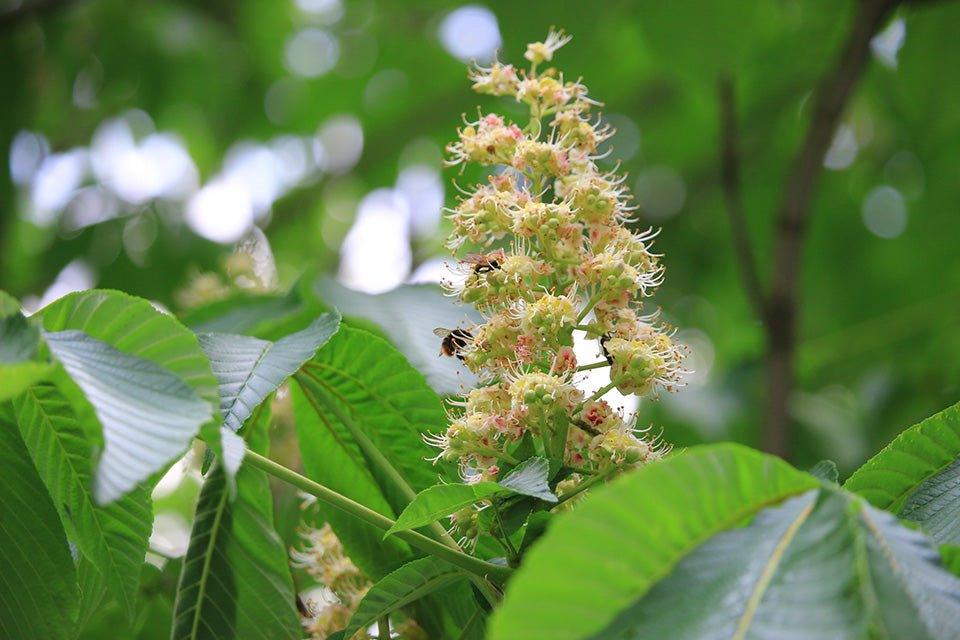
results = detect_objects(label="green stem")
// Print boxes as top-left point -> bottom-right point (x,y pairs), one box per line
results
378,615 -> 390,639
576,293 -> 602,323
243,449 -> 513,582
576,361 -> 609,372
574,324 -> 601,334
577,380 -> 620,411
557,467 -> 620,505
492,501 -> 519,565
474,447 -> 519,465
296,370 -> 462,550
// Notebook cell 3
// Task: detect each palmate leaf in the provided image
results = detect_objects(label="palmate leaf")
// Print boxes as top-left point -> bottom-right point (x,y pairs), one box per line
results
172,409 -> 300,640
197,312 -> 340,434
489,444 -> 960,640
0,411 -> 78,639
44,330 -> 213,504
845,401 -> 960,543
314,277 -> 480,395
343,557 -> 466,638
13,384 -> 152,622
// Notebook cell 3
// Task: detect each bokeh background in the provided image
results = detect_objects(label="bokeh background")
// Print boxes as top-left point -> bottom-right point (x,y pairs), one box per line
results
2,0 -> 959,611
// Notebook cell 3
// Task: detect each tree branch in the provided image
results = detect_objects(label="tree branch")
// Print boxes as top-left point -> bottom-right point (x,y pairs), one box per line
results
717,74 -> 767,320
761,0 -> 900,457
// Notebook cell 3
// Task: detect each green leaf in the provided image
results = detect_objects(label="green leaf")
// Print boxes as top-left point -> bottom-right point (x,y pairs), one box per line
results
198,312 -> 340,434
0,310 -> 39,362
499,457 -> 557,502
0,290 -> 21,316
182,277 -> 323,341
343,557 -> 466,638
0,360 -> 53,402
490,443 -> 960,640
44,330 -> 213,504
488,444 -> 819,640
386,482 -> 505,537
172,409 -> 301,640
295,324 -> 454,524
291,381 -> 413,578
314,278 -> 481,395
0,309 -> 52,401
0,412 -> 78,639
13,384 -> 152,622
39,288 -> 221,438
845,401 -> 960,543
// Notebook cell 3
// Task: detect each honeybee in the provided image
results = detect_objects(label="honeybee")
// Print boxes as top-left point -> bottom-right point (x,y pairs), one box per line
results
463,251 -> 503,275
599,333 -> 614,365
434,327 -> 473,360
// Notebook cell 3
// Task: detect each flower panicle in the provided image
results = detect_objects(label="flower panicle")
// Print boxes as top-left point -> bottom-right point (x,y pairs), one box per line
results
432,28 -> 687,502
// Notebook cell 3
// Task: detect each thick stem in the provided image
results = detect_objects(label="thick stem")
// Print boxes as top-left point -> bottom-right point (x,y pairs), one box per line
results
378,616 -> 390,639
762,0 -> 899,458
243,449 -> 513,582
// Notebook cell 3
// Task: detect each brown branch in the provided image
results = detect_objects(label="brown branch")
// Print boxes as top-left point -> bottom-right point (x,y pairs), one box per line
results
761,0 -> 900,458
717,75 -> 766,320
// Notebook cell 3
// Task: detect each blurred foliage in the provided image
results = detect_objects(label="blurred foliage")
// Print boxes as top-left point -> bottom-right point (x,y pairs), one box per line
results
2,0 -> 959,489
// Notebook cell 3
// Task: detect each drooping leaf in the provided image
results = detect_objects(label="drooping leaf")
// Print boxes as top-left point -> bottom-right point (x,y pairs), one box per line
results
314,277 -> 480,395
13,384 -> 152,622
295,324 -> 454,517
197,312 -> 340,434
343,557 -> 466,639
846,401 -> 960,543
489,443 -> 960,640
39,289 -> 221,440
44,330 -> 213,504
498,457 -> 557,502
0,412 -> 78,639
172,409 -> 301,640
386,482 -> 505,537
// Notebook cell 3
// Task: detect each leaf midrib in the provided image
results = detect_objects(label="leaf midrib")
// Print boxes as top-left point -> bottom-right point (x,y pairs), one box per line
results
188,482 -> 232,640
732,497 -> 816,639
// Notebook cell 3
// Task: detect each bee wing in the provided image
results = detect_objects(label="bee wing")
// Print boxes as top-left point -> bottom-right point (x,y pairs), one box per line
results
433,327 -> 452,337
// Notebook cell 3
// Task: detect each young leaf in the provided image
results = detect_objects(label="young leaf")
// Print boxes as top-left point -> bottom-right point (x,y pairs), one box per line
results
13,384 -> 152,622
0,413 -> 78,639
44,330 -> 213,504
487,444 -> 819,640
172,409 -> 301,640
809,459 -> 839,483
314,278 -> 481,395
197,312 -> 340,433
845,401 -> 960,543
385,482 -> 506,537
489,444 -> 960,640
343,557 -> 466,638
499,457 -> 557,502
